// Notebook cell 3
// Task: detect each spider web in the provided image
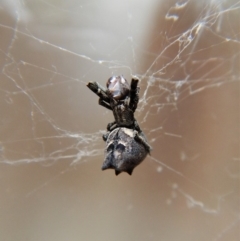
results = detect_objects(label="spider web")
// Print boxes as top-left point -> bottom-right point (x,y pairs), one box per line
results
0,0 -> 239,240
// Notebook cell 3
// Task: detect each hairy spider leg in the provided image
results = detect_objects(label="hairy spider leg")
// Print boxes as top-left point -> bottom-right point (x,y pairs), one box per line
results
129,77 -> 140,113
87,82 -> 110,104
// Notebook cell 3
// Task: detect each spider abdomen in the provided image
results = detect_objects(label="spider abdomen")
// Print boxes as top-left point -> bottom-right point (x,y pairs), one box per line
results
102,127 -> 148,175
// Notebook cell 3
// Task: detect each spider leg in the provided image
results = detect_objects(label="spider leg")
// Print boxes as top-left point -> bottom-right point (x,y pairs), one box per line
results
133,130 -> 152,154
87,81 -> 113,111
107,121 -> 118,131
129,77 -> 140,113
102,131 -> 110,141
133,119 -> 142,132
102,121 -> 118,141
99,99 -> 112,111
87,82 -> 110,103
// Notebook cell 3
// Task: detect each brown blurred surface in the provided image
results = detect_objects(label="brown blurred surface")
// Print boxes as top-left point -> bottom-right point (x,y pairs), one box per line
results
0,0 -> 239,240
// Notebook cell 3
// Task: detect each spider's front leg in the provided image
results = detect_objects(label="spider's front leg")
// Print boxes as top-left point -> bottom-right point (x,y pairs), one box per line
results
87,82 -> 113,111
129,77 -> 140,113
87,82 -> 109,101
99,99 -> 112,111
87,81 -> 115,111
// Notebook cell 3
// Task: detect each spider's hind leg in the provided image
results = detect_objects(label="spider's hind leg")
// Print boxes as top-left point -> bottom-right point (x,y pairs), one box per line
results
133,119 -> 142,133
102,131 -> 110,141
107,121 -> 118,131
102,121 -> 118,141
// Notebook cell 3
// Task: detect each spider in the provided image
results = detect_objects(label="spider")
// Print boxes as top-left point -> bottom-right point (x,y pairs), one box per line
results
87,76 -> 151,153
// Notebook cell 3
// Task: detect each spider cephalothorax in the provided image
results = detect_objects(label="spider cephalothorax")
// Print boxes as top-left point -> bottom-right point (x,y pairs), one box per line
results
106,76 -> 130,100
87,76 -> 142,136
87,76 -> 152,175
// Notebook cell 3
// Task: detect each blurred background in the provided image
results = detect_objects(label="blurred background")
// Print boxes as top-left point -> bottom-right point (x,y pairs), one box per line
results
0,0 -> 239,240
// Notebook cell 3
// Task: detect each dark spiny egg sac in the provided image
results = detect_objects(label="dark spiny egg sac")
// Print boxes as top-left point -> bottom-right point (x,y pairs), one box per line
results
102,128 -> 148,175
